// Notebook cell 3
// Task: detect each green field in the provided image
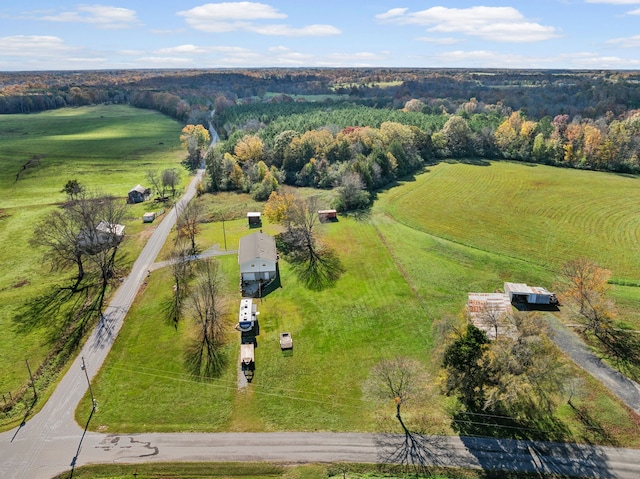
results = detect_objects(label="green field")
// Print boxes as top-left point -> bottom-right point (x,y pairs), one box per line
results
76,161 -> 640,447
0,105 -> 185,400
3,106 -> 640,448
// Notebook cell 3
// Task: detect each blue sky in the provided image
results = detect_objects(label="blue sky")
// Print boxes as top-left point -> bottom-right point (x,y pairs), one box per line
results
2,1 -> 640,71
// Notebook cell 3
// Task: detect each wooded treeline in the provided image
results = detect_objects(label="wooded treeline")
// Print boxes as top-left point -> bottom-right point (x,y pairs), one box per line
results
205,97 -> 640,209
3,68 -> 640,121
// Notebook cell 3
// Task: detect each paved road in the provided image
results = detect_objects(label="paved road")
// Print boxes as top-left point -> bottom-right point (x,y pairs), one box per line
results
545,314 -> 640,415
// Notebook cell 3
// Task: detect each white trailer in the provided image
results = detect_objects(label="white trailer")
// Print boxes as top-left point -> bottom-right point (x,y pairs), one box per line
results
241,343 -> 255,370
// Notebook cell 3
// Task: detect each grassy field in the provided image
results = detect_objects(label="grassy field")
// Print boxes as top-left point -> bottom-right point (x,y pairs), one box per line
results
51,461 -> 567,479
77,162 -> 640,447
0,105 -> 186,402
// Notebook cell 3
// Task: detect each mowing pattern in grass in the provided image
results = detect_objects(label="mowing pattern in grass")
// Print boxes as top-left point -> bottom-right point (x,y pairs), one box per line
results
0,105 -> 184,399
380,161 -> 640,281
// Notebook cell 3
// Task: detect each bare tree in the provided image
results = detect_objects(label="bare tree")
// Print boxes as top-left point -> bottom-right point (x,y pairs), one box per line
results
478,302 -> 508,339
31,191 -> 125,294
268,193 -> 344,290
162,168 -> 180,198
147,169 -> 165,199
366,357 -> 427,434
185,258 -> 227,379
167,245 -> 192,328
176,200 -> 203,254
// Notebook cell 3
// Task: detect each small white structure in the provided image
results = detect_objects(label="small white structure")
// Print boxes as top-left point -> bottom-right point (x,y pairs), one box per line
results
142,212 -> 156,223
238,232 -> 277,283
279,332 -> 293,350
504,282 -> 558,305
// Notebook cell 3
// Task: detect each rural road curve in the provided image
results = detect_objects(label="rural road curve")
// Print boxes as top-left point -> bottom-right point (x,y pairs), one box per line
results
2,166 -> 640,479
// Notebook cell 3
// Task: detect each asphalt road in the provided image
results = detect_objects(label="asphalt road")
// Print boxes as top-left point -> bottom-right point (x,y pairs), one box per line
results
2,167 -> 640,479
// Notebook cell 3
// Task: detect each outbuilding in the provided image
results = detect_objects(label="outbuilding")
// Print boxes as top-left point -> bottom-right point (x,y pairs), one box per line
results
504,282 -> 558,305
247,211 -> 262,228
318,209 -> 337,222
128,184 -> 151,204
142,212 -> 156,223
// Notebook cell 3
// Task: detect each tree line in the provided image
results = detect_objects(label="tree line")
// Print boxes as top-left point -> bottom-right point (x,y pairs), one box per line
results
201,99 -> 640,213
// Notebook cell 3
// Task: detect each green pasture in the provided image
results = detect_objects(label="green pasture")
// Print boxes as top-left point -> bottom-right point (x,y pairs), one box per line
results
0,105 -> 186,398
378,161 -> 640,282
78,184 -> 640,446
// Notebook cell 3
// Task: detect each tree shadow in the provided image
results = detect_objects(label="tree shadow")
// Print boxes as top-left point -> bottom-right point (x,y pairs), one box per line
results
599,329 -> 640,380
184,335 -> 229,380
569,402 -> 620,447
289,245 -> 344,291
451,407 -> 616,478
13,279 -> 103,350
376,431 -> 454,476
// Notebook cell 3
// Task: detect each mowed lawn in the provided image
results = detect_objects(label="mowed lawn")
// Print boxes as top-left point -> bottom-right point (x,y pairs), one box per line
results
79,178 -> 640,445
0,105 -> 185,398
380,161 -> 640,282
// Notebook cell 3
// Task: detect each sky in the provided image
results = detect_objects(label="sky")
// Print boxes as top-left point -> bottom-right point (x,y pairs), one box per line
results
2,1 -> 640,71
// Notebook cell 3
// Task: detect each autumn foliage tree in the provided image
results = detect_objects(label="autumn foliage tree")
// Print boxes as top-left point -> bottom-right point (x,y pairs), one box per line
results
180,124 -> 211,170
558,258 -> 615,339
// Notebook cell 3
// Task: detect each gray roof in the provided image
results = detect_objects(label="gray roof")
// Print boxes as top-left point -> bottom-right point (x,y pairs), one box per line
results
129,184 -> 147,194
238,232 -> 277,264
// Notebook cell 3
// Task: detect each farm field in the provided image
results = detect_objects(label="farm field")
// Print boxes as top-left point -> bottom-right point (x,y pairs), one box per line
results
77,163 -> 640,446
0,105 -> 186,401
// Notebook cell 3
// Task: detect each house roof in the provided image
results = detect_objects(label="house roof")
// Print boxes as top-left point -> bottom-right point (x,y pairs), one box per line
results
129,184 -> 147,194
238,232 -> 277,264
247,211 -> 261,217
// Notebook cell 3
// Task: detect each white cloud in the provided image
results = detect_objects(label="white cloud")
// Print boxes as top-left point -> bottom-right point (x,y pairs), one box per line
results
627,7 -> 640,13
605,35 -> 640,47
136,56 -> 195,66
178,2 -> 340,36
249,24 -> 340,36
585,0 -> 640,4
38,5 -> 139,29
416,36 -> 461,45
155,44 -> 252,55
376,6 -> 559,42
0,35 -> 76,56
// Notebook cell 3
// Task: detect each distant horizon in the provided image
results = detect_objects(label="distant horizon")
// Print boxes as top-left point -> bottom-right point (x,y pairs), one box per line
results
3,1 -> 640,71
5,66 -> 640,74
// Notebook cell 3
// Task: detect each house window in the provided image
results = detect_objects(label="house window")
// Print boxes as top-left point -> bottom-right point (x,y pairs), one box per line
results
262,263 -> 266,267
251,264 -> 255,267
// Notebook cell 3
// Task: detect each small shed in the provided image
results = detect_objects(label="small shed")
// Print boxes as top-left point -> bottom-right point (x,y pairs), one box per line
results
504,282 -> 558,305
128,184 -> 151,204
142,212 -> 156,223
247,211 -> 262,228
318,209 -> 337,222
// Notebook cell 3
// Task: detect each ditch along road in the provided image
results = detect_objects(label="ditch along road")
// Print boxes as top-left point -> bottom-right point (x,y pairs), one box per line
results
1,171 -> 640,479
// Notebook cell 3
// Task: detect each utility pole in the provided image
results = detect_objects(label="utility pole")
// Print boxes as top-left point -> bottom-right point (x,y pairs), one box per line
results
81,356 -> 96,411
25,359 -> 37,401
222,215 -> 227,251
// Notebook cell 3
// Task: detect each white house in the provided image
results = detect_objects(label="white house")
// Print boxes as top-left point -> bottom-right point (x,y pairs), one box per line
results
238,231 -> 277,283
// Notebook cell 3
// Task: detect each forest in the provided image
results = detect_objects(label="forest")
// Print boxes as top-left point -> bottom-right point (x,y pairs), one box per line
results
4,67 -> 640,205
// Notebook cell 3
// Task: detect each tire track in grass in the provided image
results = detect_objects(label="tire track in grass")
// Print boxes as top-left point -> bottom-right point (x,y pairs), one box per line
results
372,212 -> 436,323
